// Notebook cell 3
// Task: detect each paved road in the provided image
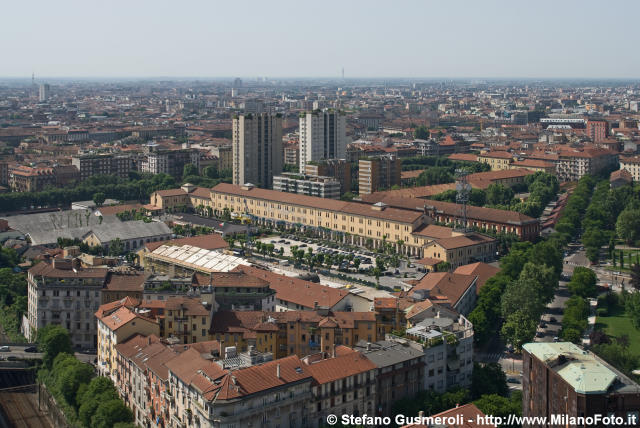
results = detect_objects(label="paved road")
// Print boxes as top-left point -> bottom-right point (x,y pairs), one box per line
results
0,346 -> 96,365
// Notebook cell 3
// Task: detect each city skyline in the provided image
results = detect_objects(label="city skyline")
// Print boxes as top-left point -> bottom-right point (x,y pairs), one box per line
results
3,0 -> 640,79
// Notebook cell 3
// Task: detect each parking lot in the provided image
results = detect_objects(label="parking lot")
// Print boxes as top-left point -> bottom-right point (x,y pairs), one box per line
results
255,234 -> 425,289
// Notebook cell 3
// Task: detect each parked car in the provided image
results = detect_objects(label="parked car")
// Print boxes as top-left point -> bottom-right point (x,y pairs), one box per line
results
539,322 -> 547,328
507,377 -> 521,384
6,356 -> 17,361
549,317 -> 557,323
24,346 -> 38,353
0,346 -> 10,352
553,336 -> 559,342
535,331 -> 544,338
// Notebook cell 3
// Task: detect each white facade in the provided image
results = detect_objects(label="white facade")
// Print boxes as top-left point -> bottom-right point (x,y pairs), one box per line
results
298,110 -> 346,173
26,262 -> 104,349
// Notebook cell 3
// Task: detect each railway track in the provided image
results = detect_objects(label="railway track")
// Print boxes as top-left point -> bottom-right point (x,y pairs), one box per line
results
0,390 -> 52,428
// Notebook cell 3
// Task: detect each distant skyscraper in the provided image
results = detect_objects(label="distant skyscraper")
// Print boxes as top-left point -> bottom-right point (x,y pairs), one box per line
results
232,113 -> 283,188
39,83 -> 50,102
298,109 -> 346,173
233,77 -> 242,88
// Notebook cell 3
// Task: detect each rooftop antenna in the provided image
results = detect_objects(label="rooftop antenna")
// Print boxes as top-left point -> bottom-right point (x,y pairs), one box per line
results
455,168 -> 471,233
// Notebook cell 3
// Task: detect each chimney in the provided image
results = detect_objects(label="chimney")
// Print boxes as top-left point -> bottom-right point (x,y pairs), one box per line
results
276,363 -> 281,379
332,345 -> 336,358
366,342 -> 372,351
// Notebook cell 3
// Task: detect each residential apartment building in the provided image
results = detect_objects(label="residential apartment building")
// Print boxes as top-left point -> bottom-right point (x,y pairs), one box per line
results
144,270 -> 275,312
358,155 -> 401,195
284,143 -> 299,167
477,151 -> 515,170
411,272 -> 479,315
39,83 -> 50,102
140,144 -> 200,177
522,342 -> 640,427
71,153 -> 133,181
305,159 -> 352,195
273,173 -> 341,199
25,258 -> 107,348
298,109 -> 347,173
95,299 -> 161,379
556,148 -> 618,182
210,310 -> 378,359
620,155 -> 640,181
586,119 -> 610,142
8,165 -> 57,192
209,145 -> 232,172
232,113 -> 283,188
167,351 -> 313,428
303,347 -> 377,427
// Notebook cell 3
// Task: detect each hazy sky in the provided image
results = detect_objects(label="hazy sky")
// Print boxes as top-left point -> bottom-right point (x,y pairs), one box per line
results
3,0 -> 638,79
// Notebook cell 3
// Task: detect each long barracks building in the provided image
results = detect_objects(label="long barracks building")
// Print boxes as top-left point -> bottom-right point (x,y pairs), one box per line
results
150,183 -> 538,257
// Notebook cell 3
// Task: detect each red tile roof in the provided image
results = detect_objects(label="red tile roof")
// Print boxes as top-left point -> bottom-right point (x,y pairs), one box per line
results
145,233 -> 229,252
304,346 -> 376,384
233,265 -> 350,309
413,273 -> 477,306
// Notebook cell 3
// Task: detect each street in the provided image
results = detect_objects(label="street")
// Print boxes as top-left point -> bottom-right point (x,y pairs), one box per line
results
0,345 -> 96,365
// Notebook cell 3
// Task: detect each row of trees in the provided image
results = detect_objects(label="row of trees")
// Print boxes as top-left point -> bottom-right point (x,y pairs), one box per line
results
580,180 -> 640,263
468,240 -> 562,348
554,175 -> 596,241
37,325 -> 134,428
0,173 -> 177,212
182,164 -> 231,189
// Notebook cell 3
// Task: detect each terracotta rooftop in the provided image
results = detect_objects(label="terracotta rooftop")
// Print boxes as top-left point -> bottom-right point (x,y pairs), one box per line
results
304,347 -> 376,384
233,265 -> 350,309
412,272 -> 477,306
212,183 -> 424,224
145,233 -> 229,252
453,262 -> 500,292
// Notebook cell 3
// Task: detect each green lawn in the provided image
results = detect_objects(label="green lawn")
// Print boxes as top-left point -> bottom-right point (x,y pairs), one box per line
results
597,303 -> 640,355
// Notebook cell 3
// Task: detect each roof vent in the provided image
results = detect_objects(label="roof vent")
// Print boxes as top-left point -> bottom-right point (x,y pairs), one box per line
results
371,202 -> 387,211
241,183 -> 255,190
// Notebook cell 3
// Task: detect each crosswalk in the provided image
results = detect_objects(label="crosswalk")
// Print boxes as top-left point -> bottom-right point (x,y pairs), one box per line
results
475,352 -> 505,363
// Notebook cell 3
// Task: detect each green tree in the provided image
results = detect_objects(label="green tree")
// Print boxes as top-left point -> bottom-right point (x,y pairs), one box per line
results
92,192 -> 106,207
51,353 -> 94,408
616,209 -> 640,244
474,392 -> 522,428
183,163 -> 199,178
77,377 -> 119,427
91,399 -> 134,428
37,325 -> 73,369
501,310 -> 537,350
486,183 -> 515,206
631,263 -> 640,290
202,165 -> 219,179
108,238 -> 124,256
435,261 -> 451,272
414,125 -> 429,140
624,292 -> 640,329
567,267 -> 598,298
471,363 -> 508,399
